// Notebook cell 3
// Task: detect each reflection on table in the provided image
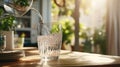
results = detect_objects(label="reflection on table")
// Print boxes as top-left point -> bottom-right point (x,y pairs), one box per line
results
1,47 -> 120,67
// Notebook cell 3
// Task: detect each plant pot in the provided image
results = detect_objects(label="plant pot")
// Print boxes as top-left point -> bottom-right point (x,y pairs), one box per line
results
2,31 -> 14,50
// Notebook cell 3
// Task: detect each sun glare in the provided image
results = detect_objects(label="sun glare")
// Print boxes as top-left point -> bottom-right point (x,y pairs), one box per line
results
91,0 -> 106,8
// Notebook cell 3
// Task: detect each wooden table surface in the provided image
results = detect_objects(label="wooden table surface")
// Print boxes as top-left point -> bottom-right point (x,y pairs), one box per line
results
1,47 -> 120,67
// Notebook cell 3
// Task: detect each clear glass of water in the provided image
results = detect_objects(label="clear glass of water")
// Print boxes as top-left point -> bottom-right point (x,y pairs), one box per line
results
37,23 -> 62,62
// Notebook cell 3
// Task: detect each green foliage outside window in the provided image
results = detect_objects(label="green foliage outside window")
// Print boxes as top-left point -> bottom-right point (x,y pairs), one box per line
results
51,18 -> 74,45
93,25 -> 106,54
80,24 -> 106,54
51,0 -> 107,54
80,24 -> 92,52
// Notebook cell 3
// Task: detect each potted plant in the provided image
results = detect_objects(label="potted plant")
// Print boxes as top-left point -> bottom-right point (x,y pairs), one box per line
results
0,5 -> 15,50
1,0 -> 32,49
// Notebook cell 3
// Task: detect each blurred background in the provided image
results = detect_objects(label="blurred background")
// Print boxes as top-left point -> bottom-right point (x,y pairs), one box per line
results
2,0 -> 119,56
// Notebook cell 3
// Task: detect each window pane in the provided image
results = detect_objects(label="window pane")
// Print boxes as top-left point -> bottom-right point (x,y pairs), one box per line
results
51,0 -> 107,54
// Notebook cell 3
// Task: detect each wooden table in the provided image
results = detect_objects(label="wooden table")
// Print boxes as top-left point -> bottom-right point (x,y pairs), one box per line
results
1,47 -> 120,67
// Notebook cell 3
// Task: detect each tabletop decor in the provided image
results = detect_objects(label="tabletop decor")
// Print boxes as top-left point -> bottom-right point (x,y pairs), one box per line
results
0,5 -> 15,51
0,5 -> 25,61
2,0 -> 33,50
1,0 -> 62,63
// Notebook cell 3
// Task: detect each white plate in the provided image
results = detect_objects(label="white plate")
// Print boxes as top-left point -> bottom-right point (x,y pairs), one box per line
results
0,50 -> 25,61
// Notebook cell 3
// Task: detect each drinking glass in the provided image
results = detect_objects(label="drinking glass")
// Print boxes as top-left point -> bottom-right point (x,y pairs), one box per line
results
37,23 -> 62,62
0,35 -> 6,53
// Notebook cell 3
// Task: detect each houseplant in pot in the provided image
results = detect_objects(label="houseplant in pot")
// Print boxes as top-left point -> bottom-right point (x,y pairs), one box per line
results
1,0 -> 32,50
0,5 -> 15,50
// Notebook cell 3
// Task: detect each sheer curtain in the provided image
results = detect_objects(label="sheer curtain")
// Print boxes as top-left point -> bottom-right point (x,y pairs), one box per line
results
107,0 -> 120,56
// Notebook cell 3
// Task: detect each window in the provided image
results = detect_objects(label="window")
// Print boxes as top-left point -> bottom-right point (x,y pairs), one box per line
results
51,0 -> 107,54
